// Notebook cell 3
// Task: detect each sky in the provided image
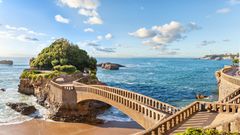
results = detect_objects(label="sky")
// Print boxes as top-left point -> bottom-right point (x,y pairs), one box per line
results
0,0 -> 239,58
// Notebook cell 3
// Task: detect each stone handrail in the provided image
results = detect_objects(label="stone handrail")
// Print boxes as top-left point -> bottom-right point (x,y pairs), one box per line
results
221,67 -> 240,86
90,85 -> 179,114
204,113 -> 240,133
228,94 -> 240,104
135,101 -> 240,135
75,85 -> 167,126
220,88 -> 240,103
135,101 -> 200,135
199,101 -> 240,113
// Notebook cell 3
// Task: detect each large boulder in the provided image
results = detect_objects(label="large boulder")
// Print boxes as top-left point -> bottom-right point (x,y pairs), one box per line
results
6,102 -> 37,115
97,63 -> 125,70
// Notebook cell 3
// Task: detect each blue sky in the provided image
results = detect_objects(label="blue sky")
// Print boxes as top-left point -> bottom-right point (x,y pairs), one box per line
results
0,0 -> 239,58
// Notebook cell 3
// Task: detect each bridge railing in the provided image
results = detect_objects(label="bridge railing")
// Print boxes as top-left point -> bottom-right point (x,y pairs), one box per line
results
220,88 -> 240,103
91,85 -> 179,114
75,85 -> 167,124
135,101 -> 240,135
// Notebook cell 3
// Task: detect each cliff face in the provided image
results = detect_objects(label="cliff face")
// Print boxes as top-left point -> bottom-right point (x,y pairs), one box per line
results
18,73 -> 110,123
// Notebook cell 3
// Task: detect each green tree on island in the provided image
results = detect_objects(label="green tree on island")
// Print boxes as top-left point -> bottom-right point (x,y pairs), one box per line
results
30,38 -> 97,73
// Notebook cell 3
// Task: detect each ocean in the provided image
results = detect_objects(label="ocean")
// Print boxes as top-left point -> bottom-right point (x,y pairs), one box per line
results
0,57 -> 230,124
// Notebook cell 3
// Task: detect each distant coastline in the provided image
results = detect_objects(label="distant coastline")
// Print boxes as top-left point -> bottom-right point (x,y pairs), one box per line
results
199,53 -> 239,60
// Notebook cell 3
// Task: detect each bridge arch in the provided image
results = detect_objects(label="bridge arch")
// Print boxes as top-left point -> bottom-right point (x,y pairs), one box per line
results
75,85 -> 167,129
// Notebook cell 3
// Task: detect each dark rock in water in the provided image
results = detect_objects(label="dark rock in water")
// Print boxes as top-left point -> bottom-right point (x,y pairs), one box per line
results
97,62 -> 125,70
0,88 -> 6,92
195,94 -> 208,99
0,60 -> 13,65
6,102 -> 37,115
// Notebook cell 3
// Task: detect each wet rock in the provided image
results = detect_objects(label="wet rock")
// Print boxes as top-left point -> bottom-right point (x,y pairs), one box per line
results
195,94 -> 208,99
0,88 -> 6,92
6,102 -> 37,115
97,63 -> 125,70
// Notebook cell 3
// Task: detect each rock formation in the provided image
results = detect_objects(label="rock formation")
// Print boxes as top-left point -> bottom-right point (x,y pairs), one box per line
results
0,60 -> 13,65
0,88 -> 6,92
195,94 -> 208,99
6,102 -> 36,115
97,63 -> 125,70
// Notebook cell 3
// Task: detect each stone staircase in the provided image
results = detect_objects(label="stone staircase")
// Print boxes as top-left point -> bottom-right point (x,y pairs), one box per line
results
169,111 -> 218,134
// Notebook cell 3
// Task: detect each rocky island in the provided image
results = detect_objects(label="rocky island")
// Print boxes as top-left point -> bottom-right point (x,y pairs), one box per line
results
97,63 -> 125,70
0,60 -> 13,65
17,38 -> 110,123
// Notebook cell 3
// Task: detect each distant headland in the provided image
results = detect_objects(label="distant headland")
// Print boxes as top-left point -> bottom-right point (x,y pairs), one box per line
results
200,53 -> 239,60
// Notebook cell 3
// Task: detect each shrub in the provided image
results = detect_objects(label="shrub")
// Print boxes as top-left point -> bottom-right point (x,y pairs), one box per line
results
176,128 -> 239,135
30,38 -> 97,71
53,65 -> 77,74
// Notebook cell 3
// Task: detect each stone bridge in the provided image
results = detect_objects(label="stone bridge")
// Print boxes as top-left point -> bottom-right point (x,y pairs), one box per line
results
50,80 -> 178,130
49,66 -> 240,134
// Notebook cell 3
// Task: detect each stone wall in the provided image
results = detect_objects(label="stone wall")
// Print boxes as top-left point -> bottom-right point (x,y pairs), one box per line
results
216,66 -> 240,101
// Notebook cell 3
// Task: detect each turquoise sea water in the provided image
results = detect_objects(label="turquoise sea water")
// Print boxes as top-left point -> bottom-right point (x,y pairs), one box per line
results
0,57 -> 230,123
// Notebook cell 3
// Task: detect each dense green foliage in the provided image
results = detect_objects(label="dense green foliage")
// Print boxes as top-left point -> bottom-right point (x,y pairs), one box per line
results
176,128 -> 239,135
21,70 -> 61,80
53,65 -> 77,74
30,38 -> 97,72
232,58 -> 239,66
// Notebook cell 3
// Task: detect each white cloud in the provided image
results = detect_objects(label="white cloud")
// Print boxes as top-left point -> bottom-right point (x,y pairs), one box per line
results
79,8 -> 98,16
55,15 -> 70,24
84,16 -> 103,25
105,33 -> 113,40
84,28 -> 94,32
129,28 -> 155,38
58,0 -> 103,25
59,0 -> 99,9
17,35 -> 39,42
216,8 -> 231,14
0,0 -> 2,3
200,40 -> 216,46
95,47 -> 115,53
97,35 -> 103,40
4,25 -> 46,36
130,21 -> 200,51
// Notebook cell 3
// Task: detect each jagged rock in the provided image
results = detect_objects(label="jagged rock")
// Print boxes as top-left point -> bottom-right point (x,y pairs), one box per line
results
0,60 -> 13,65
6,102 -> 37,115
97,63 -> 125,70
0,88 -> 6,92
196,94 -> 208,99
49,100 -> 110,124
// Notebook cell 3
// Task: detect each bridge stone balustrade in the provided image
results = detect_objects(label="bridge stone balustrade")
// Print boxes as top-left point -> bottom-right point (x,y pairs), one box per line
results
75,85 -> 168,129
220,88 -> 240,103
90,85 -> 179,115
135,101 -> 240,135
